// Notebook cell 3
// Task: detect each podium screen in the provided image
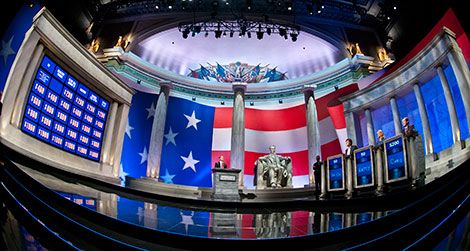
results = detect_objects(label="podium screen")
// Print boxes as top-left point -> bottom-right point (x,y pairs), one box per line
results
354,148 -> 374,187
328,156 -> 344,190
385,137 -> 407,182
21,55 -> 109,162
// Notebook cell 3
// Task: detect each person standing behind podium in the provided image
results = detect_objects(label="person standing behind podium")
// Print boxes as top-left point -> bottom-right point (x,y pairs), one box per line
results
312,155 -> 323,193
214,155 -> 227,169
402,117 -> 418,138
344,138 -> 358,159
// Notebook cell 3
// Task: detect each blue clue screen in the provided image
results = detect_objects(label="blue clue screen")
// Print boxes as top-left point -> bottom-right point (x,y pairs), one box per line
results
21,55 -> 109,161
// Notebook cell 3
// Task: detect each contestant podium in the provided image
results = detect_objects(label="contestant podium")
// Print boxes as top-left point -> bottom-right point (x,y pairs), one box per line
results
212,168 -> 241,201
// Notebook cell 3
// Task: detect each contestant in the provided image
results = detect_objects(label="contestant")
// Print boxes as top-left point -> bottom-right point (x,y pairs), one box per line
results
344,138 -> 358,159
214,155 -> 227,169
401,117 -> 418,138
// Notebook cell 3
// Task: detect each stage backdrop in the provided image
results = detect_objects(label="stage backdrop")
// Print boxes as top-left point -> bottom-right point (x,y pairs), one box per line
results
0,3 -> 41,94
120,86 -> 354,188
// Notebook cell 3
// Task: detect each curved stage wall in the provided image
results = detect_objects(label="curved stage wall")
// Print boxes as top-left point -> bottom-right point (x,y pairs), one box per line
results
0,7 -> 469,196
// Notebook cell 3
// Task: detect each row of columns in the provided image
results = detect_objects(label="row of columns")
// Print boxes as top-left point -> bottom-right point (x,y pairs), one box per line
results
145,82 -> 322,187
345,37 -> 470,163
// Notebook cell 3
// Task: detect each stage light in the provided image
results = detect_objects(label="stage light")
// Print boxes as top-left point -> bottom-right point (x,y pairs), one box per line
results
279,28 -> 286,37
182,33 -> 188,39
155,5 -> 159,9
205,31 -> 209,37
238,33 -> 242,38
287,2 -> 292,11
194,25 -> 201,33
284,34 -> 288,40
290,33 -> 298,42
334,85 -> 339,90
168,5 -> 172,9
230,31 -> 234,37
241,25 -> 247,36
250,102 -> 254,106
246,0 -> 253,10
278,99 -> 283,104
247,32 -> 251,38
221,101 -> 225,105
266,28 -> 272,35
256,31 -> 264,40
223,31 -> 227,37
191,31 -> 196,37
215,30 -> 222,38
192,97 -> 196,101
137,79 -> 141,84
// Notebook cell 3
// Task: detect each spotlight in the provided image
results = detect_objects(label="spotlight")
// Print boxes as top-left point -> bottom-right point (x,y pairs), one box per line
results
137,79 -> 141,84
256,31 -> 264,40
334,85 -> 339,90
205,31 -> 209,37
241,25 -> 247,36
223,31 -> 227,37
250,102 -> 254,106
192,97 -> 196,101
182,32 -> 188,39
279,28 -> 286,37
215,30 -> 222,38
278,99 -> 283,104
290,33 -> 298,42
194,25 -> 201,33
286,2 -> 292,11
230,31 -> 234,37
221,101 -> 225,105
246,0 -> 253,10
266,28 -> 272,35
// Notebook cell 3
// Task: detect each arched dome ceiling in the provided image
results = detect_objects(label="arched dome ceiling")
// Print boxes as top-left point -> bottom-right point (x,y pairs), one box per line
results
132,28 -> 344,80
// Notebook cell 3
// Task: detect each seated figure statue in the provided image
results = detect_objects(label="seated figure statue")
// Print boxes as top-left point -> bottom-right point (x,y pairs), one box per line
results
254,145 -> 293,189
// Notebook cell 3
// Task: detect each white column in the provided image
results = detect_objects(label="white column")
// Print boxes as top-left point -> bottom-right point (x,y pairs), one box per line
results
447,38 -> 470,136
437,65 -> 462,147
147,82 -> 172,178
303,85 -> 321,186
230,83 -> 247,187
110,104 -> 130,177
101,102 -> 118,164
413,83 -> 434,155
345,112 -> 358,146
365,108 -> 375,146
390,97 -> 402,136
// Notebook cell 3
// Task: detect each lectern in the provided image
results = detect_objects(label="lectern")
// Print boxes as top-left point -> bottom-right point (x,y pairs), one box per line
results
212,168 -> 241,201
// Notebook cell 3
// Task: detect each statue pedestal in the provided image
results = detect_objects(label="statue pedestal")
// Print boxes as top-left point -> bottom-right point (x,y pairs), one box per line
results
212,168 -> 241,201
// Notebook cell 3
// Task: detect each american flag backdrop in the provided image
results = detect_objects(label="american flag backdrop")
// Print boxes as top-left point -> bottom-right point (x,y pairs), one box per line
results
121,86 -> 357,188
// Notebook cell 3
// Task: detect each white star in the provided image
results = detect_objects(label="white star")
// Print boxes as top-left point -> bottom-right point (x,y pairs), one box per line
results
0,36 -> 15,65
184,110 -> 201,130
138,146 -> 148,164
160,168 -> 175,184
180,211 -> 194,234
125,120 -> 134,139
146,102 -> 156,120
119,163 -> 129,186
181,151 -> 200,172
164,127 -> 178,146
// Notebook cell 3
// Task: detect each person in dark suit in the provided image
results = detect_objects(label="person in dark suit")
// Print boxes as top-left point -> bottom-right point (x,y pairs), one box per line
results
214,155 -> 227,169
312,155 -> 323,193
344,138 -> 358,159
401,117 -> 418,138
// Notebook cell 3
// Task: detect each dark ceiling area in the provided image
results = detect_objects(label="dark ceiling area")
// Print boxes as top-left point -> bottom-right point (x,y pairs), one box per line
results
0,0 -> 468,62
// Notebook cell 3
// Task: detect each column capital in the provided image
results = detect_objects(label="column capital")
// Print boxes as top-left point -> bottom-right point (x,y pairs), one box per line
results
232,83 -> 247,93
159,81 -> 173,92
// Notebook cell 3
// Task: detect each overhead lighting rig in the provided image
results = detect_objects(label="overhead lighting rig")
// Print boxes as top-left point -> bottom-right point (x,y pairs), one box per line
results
178,20 -> 300,42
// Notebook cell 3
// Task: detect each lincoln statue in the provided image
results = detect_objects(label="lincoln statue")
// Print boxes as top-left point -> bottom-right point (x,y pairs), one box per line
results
254,145 -> 293,189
